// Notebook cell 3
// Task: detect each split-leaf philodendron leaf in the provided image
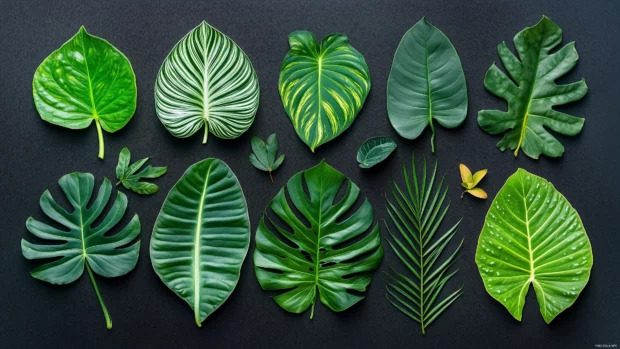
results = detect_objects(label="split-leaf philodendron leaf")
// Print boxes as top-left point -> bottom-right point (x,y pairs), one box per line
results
150,158 -> 250,327
155,21 -> 260,144
387,18 -> 467,153
33,27 -> 137,159
478,16 -> 588,159
475,169 -> 593,323
357,136 -> 397,168
279,31 -> 371,152
21,173 -> 141,329
254,160 -> 383,318
116,147 -> 167,195
249,133 -> 285,183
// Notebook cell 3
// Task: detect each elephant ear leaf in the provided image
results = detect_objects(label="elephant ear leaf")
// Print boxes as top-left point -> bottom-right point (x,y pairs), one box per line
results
33,27 -> 137,159
150,159 -> 250,327
387,18 -> 467,153
21,172 -> 141,329
254,160 -> 383,318
475,169 -> 593,323
155,21 -> 260,144
279,31 -> 371,152
477,16 -> 588,159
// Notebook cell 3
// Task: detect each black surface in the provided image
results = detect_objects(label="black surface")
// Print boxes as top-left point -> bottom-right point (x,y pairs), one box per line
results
1,0 -> 619,348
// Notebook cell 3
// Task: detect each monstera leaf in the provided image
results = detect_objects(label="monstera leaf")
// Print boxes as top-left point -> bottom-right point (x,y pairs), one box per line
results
387,18 -> 467,153
150,158 -> 250,326
279,31 -> 371,152
254,160 -> 383,318
475,169 -> 593,323
21,172 -> 141,329
155,21 -> 260,144
33,26 -> 137,159
478,16 -> 588,159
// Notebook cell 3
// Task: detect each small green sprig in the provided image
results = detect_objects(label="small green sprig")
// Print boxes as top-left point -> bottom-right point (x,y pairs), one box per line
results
115,147 -> 167,195
249,133 -> 285,183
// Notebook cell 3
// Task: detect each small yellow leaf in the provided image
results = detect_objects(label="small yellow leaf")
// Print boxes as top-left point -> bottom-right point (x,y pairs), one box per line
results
471,169 -> 488,187
459,164 -> 473,185
467,188 -> 488,199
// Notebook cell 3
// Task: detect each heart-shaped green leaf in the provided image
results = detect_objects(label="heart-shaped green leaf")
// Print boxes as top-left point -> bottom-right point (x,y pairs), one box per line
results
475,169 -> 593,323
478,16 -> 588,159
155,22 -> 260,144
150,158 -> 250,327
387,18 -> 467,153
357,136 -> 397,168
21,172 -> 141,329
33,27 -> 137,159
279,31 -> 371,152
254,160 -> 383,318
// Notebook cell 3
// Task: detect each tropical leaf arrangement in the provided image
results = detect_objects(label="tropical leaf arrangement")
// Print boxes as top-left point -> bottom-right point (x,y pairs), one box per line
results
459,164 -> 488,199
475,169 -> 593,323
478,16 -> 588,159
116,147 -> 167,195
384,154 -> 463,334
279,31 -> 371,152
21,172 -> 141,329
254,160 -> 383,318
249,133 -> 285,183
387,18 -> 467,153
33,26 -> 137,159
150,158 -> 250,327
155,21 -> 260,144
357,137 -> 397,168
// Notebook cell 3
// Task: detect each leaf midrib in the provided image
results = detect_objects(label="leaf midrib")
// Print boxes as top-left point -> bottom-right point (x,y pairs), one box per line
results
79,29 -> 99,120
193,163 -> 212,325
514,42 -> 544,155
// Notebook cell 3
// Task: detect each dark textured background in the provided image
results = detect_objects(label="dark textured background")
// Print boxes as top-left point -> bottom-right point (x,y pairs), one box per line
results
1,0 -> 619,348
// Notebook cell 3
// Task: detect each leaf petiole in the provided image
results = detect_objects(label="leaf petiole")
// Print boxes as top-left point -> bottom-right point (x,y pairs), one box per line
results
95,119 -> 105,159
268,170 -> 274,184
86,262 -> 112,330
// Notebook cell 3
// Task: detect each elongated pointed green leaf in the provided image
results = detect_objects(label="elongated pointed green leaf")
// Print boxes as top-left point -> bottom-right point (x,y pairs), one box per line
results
385,154 -> 462,335
279,31 -> 371,152
33,27 -> 137,159
357,137 -> 397,168
475,169 -> 593,323
150,159 -> 250,326
387,18 -> 467,153
478,16 -> 588,159
254,160 -> 383,318
21,172 -> 141,329
155,22 -> 260,144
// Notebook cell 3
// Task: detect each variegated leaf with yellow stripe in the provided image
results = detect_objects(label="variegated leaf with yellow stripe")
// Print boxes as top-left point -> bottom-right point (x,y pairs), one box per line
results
279,31 -> 371,152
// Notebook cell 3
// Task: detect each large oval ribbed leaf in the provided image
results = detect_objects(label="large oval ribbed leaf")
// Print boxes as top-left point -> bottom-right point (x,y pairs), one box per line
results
155,22 -> 260,144
21,172 -> 141,329
254,160 -> 383,318
387,18 -> 467,153
150,158 -> 250,326
279,31 -> 371,152
475,169 -> 593,324
33,26 -> 137,159
478,16 -> 588,159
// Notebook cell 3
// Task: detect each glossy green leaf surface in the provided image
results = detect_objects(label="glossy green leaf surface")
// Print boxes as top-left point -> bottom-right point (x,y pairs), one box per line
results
155,22 -> 260,144
475,169 -> 593,323
478,16 -> 588,159
33,27 -> 137,159
387,18 -> 467,153
21,172 -> 141,329
385,154 -> 463,334
254,160 -> 383,318
116,147 -> 167,195
249,133 -> 285,183
279,31 -> 371,152
356,136 -> 397,168
150,159 -> 250,326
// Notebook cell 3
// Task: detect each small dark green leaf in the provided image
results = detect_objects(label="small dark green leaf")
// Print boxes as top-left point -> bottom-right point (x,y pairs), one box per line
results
115,148 -> 167,195
357,137 -> 397,168
249,133 -> 285,182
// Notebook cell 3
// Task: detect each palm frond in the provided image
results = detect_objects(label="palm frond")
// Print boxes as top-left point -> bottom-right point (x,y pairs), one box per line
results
384,153 -> 463,335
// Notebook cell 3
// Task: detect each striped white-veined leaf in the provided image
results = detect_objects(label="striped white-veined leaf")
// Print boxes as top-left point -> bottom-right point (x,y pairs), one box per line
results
279,31 -> 371,152
155,21 -> 259,144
